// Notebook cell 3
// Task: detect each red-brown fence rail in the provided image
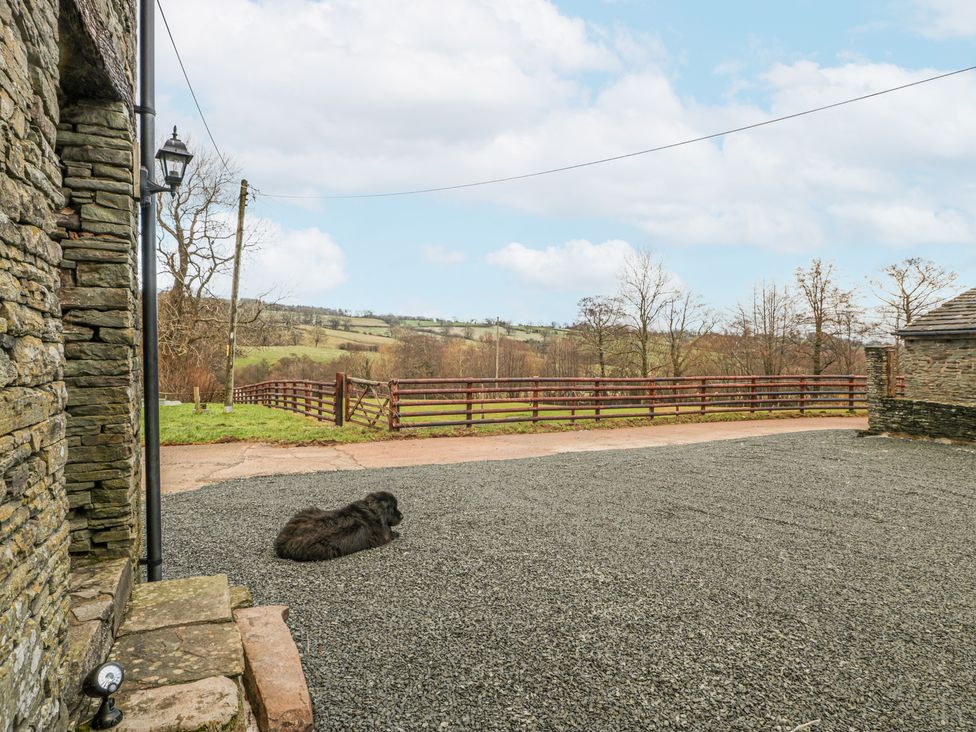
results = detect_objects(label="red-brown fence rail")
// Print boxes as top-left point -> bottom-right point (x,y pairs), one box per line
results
392,375 -> 876,430
231,373 -> 904,431
234,378 -> 340,424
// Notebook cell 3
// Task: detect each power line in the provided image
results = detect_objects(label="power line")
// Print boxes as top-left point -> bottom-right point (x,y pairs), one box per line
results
151,8 -> 974,202
257,64 -> 975,200
156,0 -> 231,172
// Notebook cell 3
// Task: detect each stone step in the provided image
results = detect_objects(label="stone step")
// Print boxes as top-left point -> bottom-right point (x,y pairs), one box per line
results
110,621 -> 244,689
65,558 -> 132,722
234,606 -> 314,732
117,573 -> 233,636
109,676 -> 247,732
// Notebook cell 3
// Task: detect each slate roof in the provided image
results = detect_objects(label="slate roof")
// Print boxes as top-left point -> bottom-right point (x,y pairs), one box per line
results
897,288 -> 976,337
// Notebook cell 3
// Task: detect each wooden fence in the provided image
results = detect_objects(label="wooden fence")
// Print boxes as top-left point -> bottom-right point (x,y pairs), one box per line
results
234,373 -> 899,431
234,377 -> 342,425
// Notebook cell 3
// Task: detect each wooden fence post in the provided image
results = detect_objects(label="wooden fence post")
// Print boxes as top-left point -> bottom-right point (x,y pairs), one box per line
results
570,380 -> 577,424
648,379 -> 655,417
334,373 -> 345,426
700,378 -> 707,415
465,381 -> 473,428
799,377 -> 806,413
594,378 -> 601,422
848,376 -> 855,412
532,378 -> 540,423
750,377 -> 757,413
388,380 -> 400,431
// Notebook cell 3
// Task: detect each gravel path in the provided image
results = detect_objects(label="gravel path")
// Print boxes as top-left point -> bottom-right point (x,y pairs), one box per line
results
161,431 -> 976,731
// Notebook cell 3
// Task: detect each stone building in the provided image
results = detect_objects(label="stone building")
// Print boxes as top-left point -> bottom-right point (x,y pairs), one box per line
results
1,0 -> 142,728
865,288 -> 976,442
897,288 -> 976,405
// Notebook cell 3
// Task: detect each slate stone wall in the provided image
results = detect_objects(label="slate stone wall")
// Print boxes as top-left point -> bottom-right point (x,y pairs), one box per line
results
54,100 -> 140,560
865,346 -> 976,442
902,336 -> 976,406
0,1 -> 71,728
2,0 -> 138,727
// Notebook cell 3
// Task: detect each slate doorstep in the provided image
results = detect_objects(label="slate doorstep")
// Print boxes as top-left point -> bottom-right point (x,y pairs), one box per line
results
235,606 -> 314,732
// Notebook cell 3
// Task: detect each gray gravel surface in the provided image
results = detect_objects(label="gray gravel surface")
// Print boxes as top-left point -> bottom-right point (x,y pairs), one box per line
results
161,431 -> 976,731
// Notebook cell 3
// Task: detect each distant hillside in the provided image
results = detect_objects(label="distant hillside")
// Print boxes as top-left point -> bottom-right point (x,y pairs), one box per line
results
236,302 -> 572,370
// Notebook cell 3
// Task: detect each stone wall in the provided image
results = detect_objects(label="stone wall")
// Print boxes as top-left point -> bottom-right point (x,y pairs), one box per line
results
55,100 -> 140,561
0,0 -> 71,728
902,336 -> 976,406
2,0 -> 139,727
865,346 -> 976,442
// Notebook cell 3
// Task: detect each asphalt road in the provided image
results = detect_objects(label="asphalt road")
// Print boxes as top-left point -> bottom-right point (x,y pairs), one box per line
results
161,431 -> 976,731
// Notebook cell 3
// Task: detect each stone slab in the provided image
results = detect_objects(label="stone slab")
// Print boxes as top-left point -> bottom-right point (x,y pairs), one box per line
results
234,606 -> 314,732
230,585 -> 253,611
110,622 -> 244,690
69,557 -> 132,635
117,574 -> 232,636
111,676 -> 245,732
65,558 -> 133,719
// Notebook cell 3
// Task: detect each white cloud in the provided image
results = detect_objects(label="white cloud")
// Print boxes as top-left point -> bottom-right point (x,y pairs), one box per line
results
239,222 -> 346,303
486,239 -> 635,291
157,1 -> 976,255
421,244 -> 467,265
913,0 -> 976,37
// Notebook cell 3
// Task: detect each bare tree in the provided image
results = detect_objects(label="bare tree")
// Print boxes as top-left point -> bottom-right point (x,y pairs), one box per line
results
795,259 -> 850,374
871,257 -> 959,332
575,296 -> 624,377
729,281 -> 801,375
828,290 -> 876,374
618,249 -> 670,377
155,149 -> 270,396
660,290 -> 716,376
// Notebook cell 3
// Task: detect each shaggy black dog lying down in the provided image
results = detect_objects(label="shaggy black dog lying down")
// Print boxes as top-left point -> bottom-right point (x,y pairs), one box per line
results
274,491 -> 403,561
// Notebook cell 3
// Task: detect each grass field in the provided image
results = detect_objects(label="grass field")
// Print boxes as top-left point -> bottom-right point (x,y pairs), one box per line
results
158,404 -> 372,445
235,345 -> 349,367
158,401 -> 862,446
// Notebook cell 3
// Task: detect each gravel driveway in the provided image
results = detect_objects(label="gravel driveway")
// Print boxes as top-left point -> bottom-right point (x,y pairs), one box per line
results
161,431 -> 976,731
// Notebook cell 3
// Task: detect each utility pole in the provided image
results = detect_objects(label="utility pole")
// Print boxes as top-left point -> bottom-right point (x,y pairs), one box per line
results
223,178 -> 248,412
494,318 -> 500,379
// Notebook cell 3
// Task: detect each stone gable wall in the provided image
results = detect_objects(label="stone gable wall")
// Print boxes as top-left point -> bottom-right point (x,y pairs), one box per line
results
0,1 -> 71,728
902,336 -> 976,406
865,346 -> 976,442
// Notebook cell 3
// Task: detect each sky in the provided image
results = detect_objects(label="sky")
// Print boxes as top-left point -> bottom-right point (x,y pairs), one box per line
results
153,0 -> 976,324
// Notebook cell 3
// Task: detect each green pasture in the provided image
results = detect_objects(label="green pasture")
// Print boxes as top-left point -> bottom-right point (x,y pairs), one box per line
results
157,398 -> 863,446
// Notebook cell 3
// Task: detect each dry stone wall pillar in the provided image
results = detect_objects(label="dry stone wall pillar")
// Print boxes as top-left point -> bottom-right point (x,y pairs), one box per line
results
0,0 -> 72,728
54,100 -> 141,561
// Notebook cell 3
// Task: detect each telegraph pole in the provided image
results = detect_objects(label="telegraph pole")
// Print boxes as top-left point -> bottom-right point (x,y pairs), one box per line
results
494,318 -> 500,379
223,179 -> 248,412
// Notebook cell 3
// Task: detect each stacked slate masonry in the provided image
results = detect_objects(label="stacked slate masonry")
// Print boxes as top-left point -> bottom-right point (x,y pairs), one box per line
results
56,100 -> 141,561
1,0 -> 139,728
866,290 -> 976,442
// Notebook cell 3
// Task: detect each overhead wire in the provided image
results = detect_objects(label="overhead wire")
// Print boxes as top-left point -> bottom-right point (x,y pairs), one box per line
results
152,0 -> 975,203
155,0 -> 232,173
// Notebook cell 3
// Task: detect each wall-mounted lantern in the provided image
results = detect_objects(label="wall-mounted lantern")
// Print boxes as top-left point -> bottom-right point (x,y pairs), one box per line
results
155,126 -> 193,193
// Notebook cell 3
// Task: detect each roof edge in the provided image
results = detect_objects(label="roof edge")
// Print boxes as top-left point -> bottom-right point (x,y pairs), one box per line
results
897,328 -> 976,338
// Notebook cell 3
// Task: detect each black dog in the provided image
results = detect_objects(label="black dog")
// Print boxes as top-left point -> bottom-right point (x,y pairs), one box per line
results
274,491 -> 403,561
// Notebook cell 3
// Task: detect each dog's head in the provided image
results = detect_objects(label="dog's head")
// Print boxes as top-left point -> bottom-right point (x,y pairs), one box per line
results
367,491 -> 403,526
